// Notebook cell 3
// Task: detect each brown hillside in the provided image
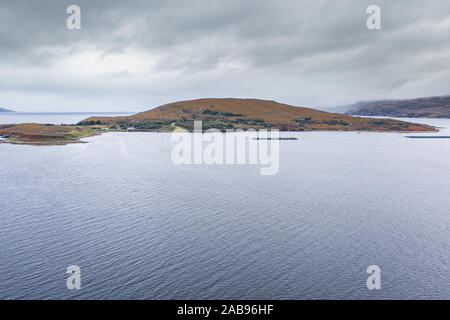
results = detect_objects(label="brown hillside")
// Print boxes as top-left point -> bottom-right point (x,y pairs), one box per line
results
81,98 -> 434,132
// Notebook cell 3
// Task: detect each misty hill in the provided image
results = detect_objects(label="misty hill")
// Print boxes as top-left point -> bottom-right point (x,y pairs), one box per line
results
0,107 -> 14,112
315,105 -> 356,114
80,98 -> 433,132
345,96 -> 450,118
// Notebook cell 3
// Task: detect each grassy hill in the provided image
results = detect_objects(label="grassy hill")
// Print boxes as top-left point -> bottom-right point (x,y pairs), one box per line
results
80,98 -> 434,132
345,96 -> 450,118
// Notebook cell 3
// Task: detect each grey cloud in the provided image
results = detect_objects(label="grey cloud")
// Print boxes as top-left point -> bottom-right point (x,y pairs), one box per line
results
0,0 -> 449,111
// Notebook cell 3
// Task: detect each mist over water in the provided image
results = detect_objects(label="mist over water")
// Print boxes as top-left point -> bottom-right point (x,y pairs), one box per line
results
0,116 -> 449,299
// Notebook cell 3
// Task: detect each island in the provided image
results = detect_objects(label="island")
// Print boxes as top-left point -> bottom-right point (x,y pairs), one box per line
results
0,107 -> 14,112
0,98 -> 436,145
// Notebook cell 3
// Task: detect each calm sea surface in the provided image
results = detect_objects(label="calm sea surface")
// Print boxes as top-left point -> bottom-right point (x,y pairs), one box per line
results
0,114 -> 449,299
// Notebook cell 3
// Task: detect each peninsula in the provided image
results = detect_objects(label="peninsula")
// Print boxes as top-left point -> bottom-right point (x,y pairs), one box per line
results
344,95 -> 450,118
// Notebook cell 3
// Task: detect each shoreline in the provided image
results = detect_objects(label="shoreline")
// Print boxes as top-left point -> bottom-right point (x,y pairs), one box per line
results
0,126 -> 440,146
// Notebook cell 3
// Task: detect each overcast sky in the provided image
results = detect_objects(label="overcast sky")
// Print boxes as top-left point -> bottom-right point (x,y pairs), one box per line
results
0,0 -> 449,112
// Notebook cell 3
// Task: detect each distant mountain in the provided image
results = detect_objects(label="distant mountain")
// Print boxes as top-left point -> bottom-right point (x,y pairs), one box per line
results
0,107 -> 14,112
344,96 -> 450,118
80,98 -> 433,132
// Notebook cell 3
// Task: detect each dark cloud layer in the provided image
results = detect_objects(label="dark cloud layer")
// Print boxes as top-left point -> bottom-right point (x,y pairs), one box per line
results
0,0 -> 449,111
